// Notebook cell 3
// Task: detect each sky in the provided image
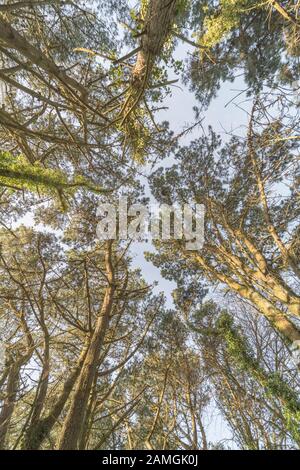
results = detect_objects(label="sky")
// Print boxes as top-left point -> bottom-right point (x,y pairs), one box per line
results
127,43 -> 252,446
130,42 -> 250,308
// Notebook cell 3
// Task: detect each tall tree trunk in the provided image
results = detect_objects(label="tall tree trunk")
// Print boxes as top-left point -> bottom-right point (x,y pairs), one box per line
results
132,0 -> 178,86
21,343 -> 89,449
57,241 -> 115,450
193,252 -> 300,345
121,0 -> 178,122
0,361 -> 21,449
0,311 -> 33,449
22,333 -> 50,448
218,272 -> 300,345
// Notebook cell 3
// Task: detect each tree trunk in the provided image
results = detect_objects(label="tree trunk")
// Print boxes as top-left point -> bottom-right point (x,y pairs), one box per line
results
132,0 -> 178,86
0,362 -> 21,449
57,241 -> 115,450
122,0 -> 178,122
21,344 -> 88,449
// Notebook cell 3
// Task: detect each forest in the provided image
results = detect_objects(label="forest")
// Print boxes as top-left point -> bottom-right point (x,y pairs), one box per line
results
0,0 -> 299,451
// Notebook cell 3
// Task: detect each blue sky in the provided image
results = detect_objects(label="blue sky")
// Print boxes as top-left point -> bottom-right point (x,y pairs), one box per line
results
127,43 -> 252,445
130,42 -> 250,307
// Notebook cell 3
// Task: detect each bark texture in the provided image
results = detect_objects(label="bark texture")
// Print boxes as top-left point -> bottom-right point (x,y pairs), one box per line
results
57,241 -> 115,450
132,0 -> 178,86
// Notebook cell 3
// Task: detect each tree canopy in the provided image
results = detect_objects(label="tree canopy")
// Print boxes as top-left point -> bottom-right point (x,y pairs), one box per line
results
0,0 -> 299,451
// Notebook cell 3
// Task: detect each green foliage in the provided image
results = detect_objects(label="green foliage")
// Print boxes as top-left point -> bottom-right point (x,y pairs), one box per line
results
0,151 -> 110,209
186,0 -> 300,107
200,0 -> 259,48
216,312 -> 300,442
